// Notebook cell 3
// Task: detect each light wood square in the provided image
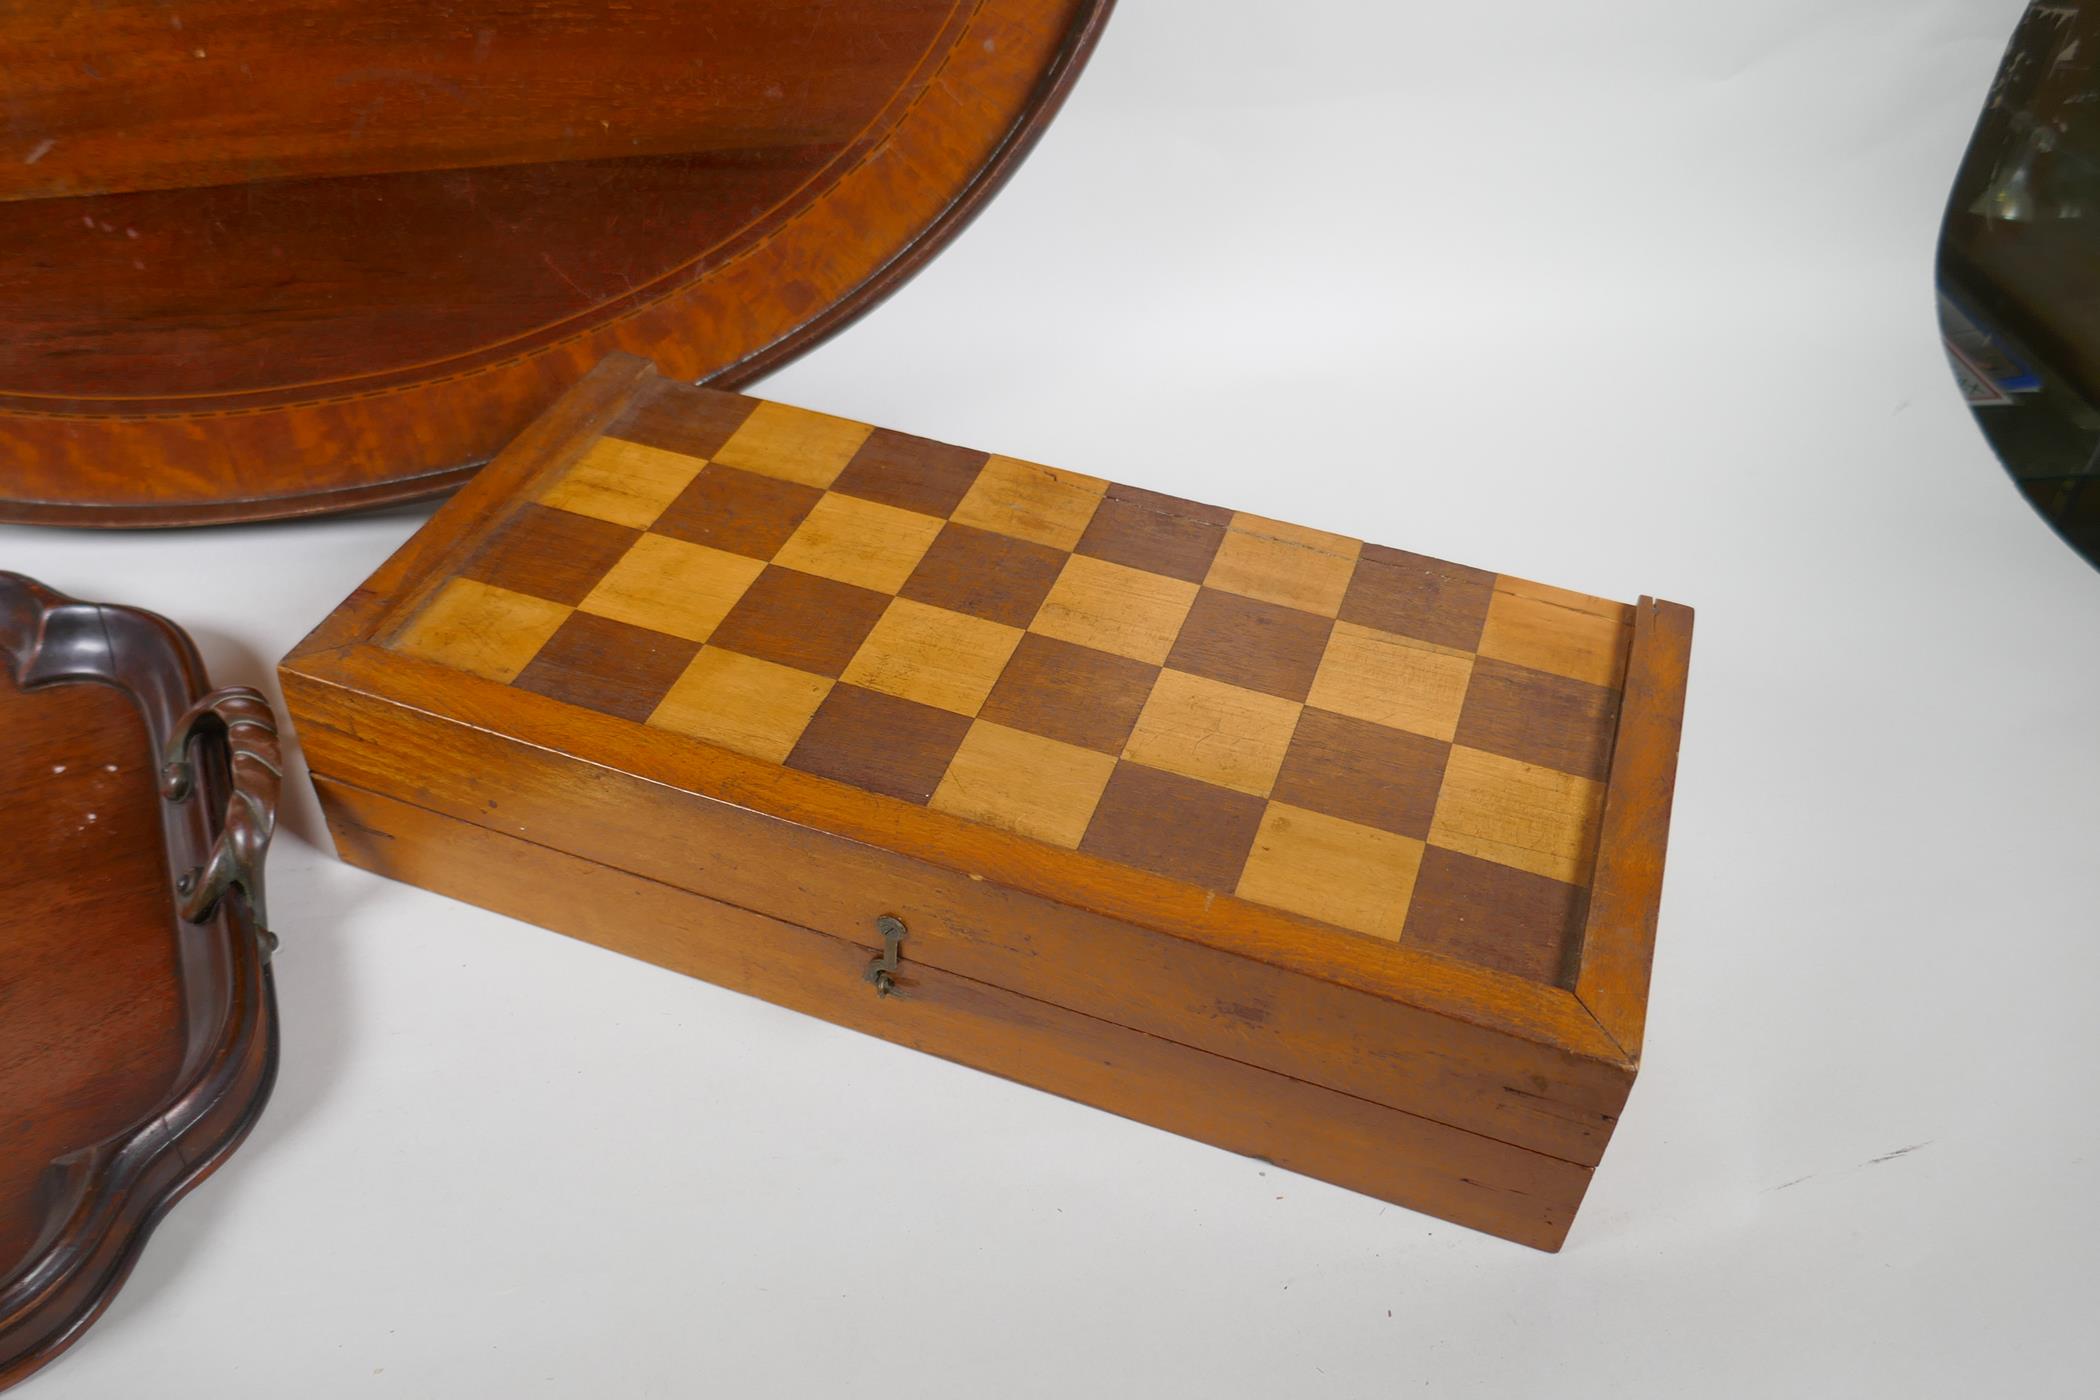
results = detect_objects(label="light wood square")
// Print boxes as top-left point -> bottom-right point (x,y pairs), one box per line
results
1123,669 -> 1302,796
1429,745 -> 1605,886
931,720 -> 1117,848
648,647 -> 833,763
1205,514 -> 1361,616
841,597 -> 1023,715
538,437 -> 703,529
1030,554 -> 1199,665
392,577 -> 571,684
1231,513 -> 1361,557
773,492 -> 945,593
1307,621 -> 1476,742
1476,577 -> 1633,689
710,401 -> 873,489
578,534 -> 766,643
1237,803 -> 1424,940
950,455 -> 1107,551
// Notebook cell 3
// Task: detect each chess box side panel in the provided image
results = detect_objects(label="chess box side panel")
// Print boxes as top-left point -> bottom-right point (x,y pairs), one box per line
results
281,648 -> 1632,1167
1574,597 -> 1692,1061
313,773 -> 1592,1251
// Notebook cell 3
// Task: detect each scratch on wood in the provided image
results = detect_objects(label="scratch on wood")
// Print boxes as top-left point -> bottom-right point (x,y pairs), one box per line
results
541,252 -> 590,300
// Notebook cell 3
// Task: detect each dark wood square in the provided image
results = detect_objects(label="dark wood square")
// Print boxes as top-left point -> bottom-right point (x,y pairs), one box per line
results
1079,761 -> 1267,891
1271,708 -> 1450,840
1340,547 -> 1497,652
650,464 -> 823,560
830,427 -> 990,518
1165,588 -> 1334,702
899,522 -> 1068,628
1402,846 -> 1587,985
1453,657 -> 1622,782
708,565 -> 890,678
978,632 -> 1161,755
785,684 -> 973,804
512,612 -> 700,723
459,502 -> 639,606
607,386 -> 758,461
1074,484 -> 1231,583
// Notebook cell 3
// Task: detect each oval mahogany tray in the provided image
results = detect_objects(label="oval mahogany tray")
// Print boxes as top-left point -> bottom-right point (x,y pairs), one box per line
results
0,0 -> 1113,527
0,574 -> 278,1388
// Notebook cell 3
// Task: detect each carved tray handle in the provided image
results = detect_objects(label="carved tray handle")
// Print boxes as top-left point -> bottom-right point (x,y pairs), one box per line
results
160,687 -> 281,956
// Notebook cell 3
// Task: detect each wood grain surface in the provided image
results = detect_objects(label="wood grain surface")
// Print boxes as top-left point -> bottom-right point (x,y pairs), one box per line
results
361,369 -> 1641,987
281,358 -> 1693,1246
0,679 -> 182,1276
0,0 -> 1114,525
320,775 -> 1594,1251
0,574 -> 277,1388
0,1 -> 958,203
286,653 -> 1634,1166
1575,598 -> 1695,1060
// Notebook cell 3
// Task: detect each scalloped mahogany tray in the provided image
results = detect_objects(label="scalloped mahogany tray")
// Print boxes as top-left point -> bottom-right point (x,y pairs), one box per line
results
0,0 -> 1112,527
0,574 -> 278,1388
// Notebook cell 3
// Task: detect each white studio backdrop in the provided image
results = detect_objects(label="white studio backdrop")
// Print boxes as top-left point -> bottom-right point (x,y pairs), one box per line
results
6,1 -> 2096,1394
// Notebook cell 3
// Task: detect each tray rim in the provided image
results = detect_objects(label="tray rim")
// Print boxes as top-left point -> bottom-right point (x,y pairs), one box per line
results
0,572 -> 279,1389
0,0 -> 1117,528
281,355 -> 1691,1071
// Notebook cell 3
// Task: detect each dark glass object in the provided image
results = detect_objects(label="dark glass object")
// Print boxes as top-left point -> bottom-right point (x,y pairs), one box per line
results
1940,2 -> 2100,570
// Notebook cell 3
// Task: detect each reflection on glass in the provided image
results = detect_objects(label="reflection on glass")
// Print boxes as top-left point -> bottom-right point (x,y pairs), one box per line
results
1940,2 -> 2100,570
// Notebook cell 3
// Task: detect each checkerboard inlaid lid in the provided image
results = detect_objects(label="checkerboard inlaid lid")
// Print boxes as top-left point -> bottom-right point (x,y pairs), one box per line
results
377,368 -> 1682,995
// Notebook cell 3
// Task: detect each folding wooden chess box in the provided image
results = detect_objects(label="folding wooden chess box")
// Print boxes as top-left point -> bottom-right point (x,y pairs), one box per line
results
281,354 -> 1692,1250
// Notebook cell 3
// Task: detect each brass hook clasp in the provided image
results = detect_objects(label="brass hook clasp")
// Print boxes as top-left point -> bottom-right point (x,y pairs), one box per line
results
865,915 -> 906,997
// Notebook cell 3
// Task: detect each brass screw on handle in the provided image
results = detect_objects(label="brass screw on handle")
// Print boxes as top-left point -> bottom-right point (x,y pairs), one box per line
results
163,686 -> 281,961
865,915 -> 907,997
